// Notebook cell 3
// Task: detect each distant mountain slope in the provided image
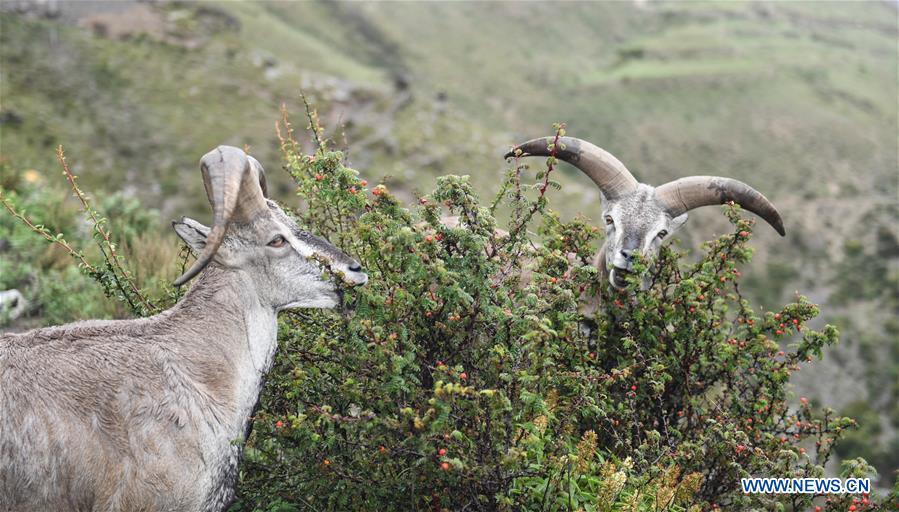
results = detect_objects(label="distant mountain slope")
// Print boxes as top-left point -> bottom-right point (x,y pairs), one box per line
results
1,0 -> 896,485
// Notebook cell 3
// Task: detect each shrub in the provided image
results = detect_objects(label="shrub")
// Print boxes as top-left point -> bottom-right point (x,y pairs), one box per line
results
229,114 -> 880,511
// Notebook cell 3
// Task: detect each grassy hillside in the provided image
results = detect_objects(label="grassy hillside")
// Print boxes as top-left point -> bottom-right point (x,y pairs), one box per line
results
1,0 -> 896,486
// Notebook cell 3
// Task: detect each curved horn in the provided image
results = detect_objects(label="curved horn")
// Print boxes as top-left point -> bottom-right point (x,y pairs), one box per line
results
654,176 -> 785,236
172,146 -> 269,286
505,136 -> 638,199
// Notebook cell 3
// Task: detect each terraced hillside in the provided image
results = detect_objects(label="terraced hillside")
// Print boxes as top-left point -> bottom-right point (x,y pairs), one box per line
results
1,0 -> 896,485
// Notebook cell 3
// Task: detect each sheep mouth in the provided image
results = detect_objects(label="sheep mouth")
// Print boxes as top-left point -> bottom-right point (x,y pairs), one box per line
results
609,267 -> 631,289
335,287 -> 363,315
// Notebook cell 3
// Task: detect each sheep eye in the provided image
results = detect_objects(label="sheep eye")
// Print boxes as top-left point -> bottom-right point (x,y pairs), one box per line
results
604,216 -> 614,226
657,230 -> 668,240
267,235 -> 286,248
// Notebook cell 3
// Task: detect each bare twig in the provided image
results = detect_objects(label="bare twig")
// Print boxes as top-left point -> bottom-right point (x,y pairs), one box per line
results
57,146 -> 156,314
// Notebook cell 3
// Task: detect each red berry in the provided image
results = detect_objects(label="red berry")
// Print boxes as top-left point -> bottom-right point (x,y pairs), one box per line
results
315,174 -> 323,181
815,507 -> 821,512
459,372 -> 467,380
440,462 -> 450,471
349,186 -> 357,194
630,385 -> 637,391
360,180 -> 368,186
372,188 -> 381,196
849,506 -> 856,511
549,277 -> 557,283
774,313 -> 781,320
438,448 -> 446,456
275,420 -> 283,428
776,330 -> 783,335
425,311 -> 432,318
739,231 -> 749,237
425,235 -> 433,242
435,234 -> 442,241
323,458 -> 330,466
379,445 -> 386,453
778,351 -> 785,356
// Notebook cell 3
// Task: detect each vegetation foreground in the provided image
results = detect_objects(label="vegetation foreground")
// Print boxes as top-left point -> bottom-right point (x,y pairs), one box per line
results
1,113 -> 894,510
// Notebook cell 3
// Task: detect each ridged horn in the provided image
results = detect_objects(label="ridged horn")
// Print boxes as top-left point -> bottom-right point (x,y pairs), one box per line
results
505,136 -> 638,199
172,146 -> 269,286
654,176 -> 785,236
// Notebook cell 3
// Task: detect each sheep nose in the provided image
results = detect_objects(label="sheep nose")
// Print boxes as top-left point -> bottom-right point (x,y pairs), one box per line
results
620,249 -> 636,261
342,260 -> 368,286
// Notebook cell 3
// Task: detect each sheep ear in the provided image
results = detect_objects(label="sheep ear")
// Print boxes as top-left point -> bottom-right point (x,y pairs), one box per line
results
172,217 -> 210,255
669,213 -> 689,233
